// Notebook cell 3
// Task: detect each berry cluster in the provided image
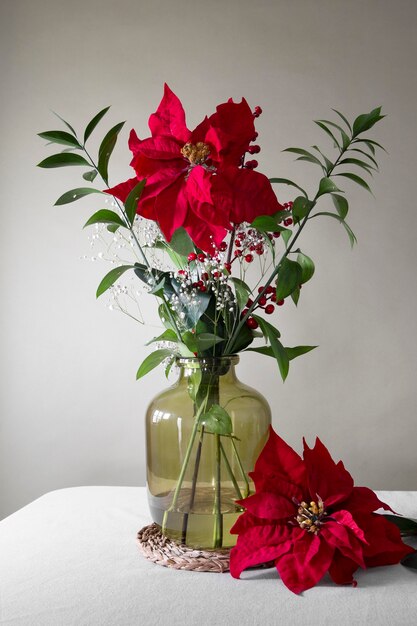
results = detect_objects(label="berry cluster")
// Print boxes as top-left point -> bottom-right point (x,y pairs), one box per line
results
241,284 -> 285,329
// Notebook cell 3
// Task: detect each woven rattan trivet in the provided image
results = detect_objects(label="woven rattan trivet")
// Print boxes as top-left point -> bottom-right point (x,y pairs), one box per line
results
137,523 -> 231,572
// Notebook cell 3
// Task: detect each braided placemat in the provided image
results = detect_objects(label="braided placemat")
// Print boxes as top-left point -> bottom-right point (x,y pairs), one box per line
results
137,523 -> 231,572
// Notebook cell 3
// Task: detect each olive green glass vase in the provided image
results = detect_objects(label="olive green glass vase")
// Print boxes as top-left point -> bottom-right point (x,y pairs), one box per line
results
146,356 -> 271,549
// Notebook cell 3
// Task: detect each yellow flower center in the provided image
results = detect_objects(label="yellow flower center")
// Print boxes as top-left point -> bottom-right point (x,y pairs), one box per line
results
181,142 -> 210,165
296,498 -> 327,535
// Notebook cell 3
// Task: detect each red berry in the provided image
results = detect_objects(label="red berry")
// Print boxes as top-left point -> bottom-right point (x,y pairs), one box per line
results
234,250 -> 242,257
224,262 -> 232,272
245,159 -> 258,169
277,299 -> 285,306
246,298 -> 253,307
253,106 -> 262,117
273,231 -> 281,238
255,246 -> 264,255
235,239 -> 241,247
240,308 -> 249,318
245,254 -> 253,263
201,272 -> 209,281
197,253 -> 206,262
258,286 -> 265,293
259,296 -> 267,306
265,304 -> 275,314
237,232 -> 246,240
265,285 -> 274,294
252,132 -> 259,141
199,285 -> 207,292
284,218 -> 293,227
188,252 -> 197,262
246,317 -> 259,329
248,145 -> 261,154
219,242 -> 227,252
271,294 -> 277,302
212,271 -> 221,279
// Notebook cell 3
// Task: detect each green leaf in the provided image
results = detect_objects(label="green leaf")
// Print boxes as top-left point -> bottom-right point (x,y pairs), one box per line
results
292,196 -> 313,222
331,193 -> 349,219
291,286 -> 300,306
401,551 -> 417,571
83,169 -> 98,182
168,227 -> 195,257
97,121 -> 125,183
276,258 -> 302,300
196,333 -> 224,351
297,252 -> 315,284
253,316 -> 289,381
230,277 -> 251,310
338,157 -> 375,173
83,106 -> 111,143
352,107 -> 384,137
361,138 -> 387,153
311,145 -> 333,172
312,212 -> 357,247
317,177 -> 342,197
283,147 -> 324,169
38,130 -> 81,148
350,148 -> 379,169
335,172 -> 372,193
84,209 -> 127,229
383,514 -> 417,537
285,345 -> 317,360
54,187 -> 103,205
96,264 -> 134,298
198,404 -> 233,435
146,329 -> 178,345
124,179 -> 146,226
269,177 -> 308,198
251,215 -> 280,232
136,348 -> 172,380
314,121 -> 341,149
37,153 -> 90,168
181,331 -> 198,353
273,225 -> 292,247
107,224 -> 119,233
331,109 -> 352,132
52,111 -> 77,136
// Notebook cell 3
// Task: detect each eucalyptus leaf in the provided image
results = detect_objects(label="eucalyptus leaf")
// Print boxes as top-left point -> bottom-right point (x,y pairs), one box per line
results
55,187 -> 103,205
136,348 -> 173,380
84,209 -> 127,229
198,404 -> 233,435
37,153 -> 90,168
96,264 -> 134,298
84,106 -> 111,143
275,258 -> 302,300
97,121 -> 125,183
38,130 -> 81,148
169,227 -> 195,256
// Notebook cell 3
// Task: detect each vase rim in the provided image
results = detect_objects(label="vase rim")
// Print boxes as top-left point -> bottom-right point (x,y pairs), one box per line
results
176,355 -> 239,367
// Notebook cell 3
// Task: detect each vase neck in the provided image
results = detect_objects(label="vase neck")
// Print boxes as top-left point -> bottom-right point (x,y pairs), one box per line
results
176,356 -> 239,382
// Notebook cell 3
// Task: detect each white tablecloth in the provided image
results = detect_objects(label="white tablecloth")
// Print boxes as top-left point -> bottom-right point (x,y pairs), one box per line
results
0,487 -> 416,626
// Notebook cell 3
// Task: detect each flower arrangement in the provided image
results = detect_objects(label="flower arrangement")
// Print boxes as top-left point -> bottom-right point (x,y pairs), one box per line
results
38,85 -> 416,588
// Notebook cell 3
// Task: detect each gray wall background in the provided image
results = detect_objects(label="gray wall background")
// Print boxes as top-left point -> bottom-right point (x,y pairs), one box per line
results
1,0 -> 416,519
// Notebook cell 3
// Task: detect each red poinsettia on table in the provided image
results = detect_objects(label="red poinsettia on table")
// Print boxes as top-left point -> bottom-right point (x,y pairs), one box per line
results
230,428 -> 413,593
106,84 -> 283,251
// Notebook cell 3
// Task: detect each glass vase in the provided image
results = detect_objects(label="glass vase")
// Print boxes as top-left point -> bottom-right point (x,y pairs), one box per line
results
145,356 -> 271,549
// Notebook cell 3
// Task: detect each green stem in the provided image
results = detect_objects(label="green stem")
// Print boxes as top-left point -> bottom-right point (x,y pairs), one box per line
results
181,426 -> 205,543
231,438 -> 250,498
213,434 -> 223,548
220,441 -> 243,500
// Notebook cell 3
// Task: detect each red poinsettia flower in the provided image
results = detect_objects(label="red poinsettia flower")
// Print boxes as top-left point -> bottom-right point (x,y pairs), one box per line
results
230,427 -> 413,594
106,84 -> 283,252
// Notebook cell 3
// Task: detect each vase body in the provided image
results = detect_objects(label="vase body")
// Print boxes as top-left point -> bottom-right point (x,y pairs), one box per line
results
146,356 -> 271,549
